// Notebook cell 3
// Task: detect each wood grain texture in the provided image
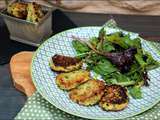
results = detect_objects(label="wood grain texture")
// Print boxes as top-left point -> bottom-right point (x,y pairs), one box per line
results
10,51 -> 36,97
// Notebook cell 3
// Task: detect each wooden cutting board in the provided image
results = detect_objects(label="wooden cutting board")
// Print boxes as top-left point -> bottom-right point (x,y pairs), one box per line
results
10,51 -> 36,97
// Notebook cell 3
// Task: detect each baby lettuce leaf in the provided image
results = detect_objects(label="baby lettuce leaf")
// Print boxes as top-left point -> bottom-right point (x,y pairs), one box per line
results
72,40 -> 90,54
144,52 -> 160,70
72,40 -> 91,58
135,53 -> 147,68
105,32 -> 141,49
85,53 -> 104,70
93,59 -> 117,75
110,72 -> 136,86
135,51 -> 160,70
105,32 -> 128,49
89,37 -> 99,48
97,41 -> 115,52
122,35 -> 141,48
129,86 -> 142,99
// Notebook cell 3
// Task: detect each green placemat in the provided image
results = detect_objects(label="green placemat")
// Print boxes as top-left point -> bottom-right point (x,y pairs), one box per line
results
15,91 -> 160,120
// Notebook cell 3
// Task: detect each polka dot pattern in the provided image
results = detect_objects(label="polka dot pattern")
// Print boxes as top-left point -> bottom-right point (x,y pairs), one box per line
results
15,92 -> 83,120
15,92 -> 160,120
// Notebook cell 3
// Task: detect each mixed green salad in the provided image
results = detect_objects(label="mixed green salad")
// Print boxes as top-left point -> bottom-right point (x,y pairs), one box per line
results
72,28 -> 160,99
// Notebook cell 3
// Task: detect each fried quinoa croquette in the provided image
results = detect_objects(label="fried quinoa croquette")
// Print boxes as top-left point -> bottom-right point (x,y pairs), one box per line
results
26,2 -> 44,23
99,85 -> 129,111
69,80 -> 105,106
50,54 -> 82,72
7,2 -> 44,23
56,70 -> 90,90
7,2 -> 27,19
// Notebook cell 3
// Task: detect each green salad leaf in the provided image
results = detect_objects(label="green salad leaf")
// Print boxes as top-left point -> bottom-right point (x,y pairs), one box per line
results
122,35 -> 141,48
93,59 -> 117,75
105,32 -> 128,49
72,40 -> 90,54
135,50 -> 160,70
89,37 -> 99,48
97,41 -> 115,52
145,52 -> 160,70
135,53 -> 147,68
72,40 -> 90,58
105,32 -> 141,50
129,86 -> 142,99
112,72 -> 136,86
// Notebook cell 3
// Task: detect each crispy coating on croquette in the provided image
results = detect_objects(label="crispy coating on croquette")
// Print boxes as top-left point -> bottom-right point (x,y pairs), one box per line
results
99,85 -> 129,111
7,2 -> 27,19
26,2 -> 44,23
50,54 -> 82,72
56,70 -> 90,90
7,2 -> 44,23
69,80 -> 105,106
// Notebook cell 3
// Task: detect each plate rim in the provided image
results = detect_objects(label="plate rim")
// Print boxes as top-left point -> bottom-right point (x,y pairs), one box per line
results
31,26 -> 160,120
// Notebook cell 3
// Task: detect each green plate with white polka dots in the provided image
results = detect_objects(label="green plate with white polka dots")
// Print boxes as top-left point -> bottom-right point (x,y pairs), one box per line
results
31,25 -> 160,119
